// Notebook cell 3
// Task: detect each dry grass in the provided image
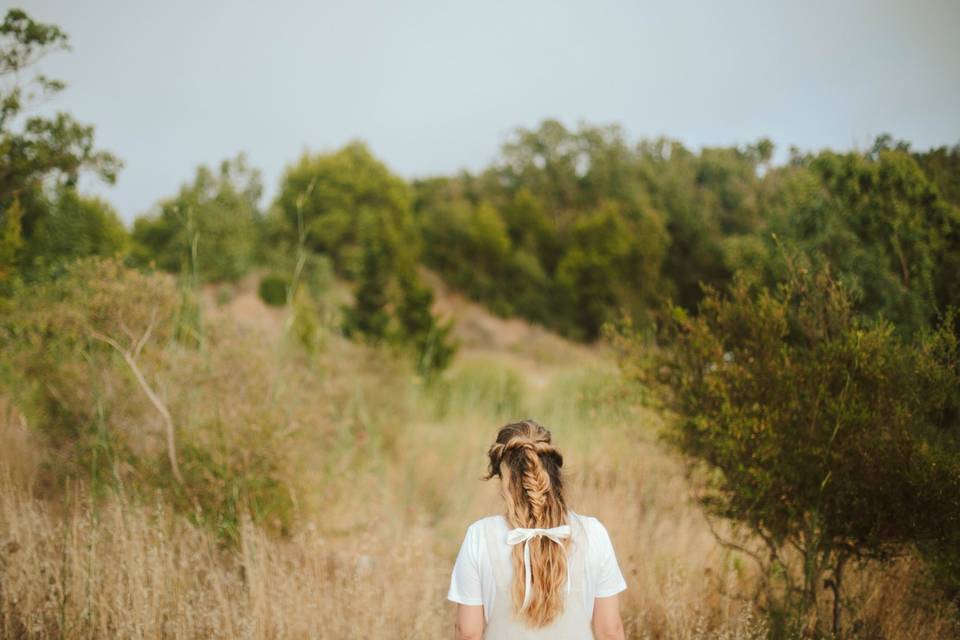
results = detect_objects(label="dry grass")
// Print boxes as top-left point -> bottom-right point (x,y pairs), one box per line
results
0,275 -> 956,639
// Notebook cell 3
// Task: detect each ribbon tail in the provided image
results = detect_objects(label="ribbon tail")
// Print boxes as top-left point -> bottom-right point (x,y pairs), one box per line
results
520,538 -> 533,612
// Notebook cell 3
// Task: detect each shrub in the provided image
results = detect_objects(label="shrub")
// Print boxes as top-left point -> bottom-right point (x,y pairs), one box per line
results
632,261 -> 960,636
0,258 -> 303,544
131,155 -> 262,283
395,273 -> 457,379
258,274 -> 289,307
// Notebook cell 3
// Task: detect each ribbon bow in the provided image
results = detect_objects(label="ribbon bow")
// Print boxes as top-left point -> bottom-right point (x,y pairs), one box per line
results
505,525 -> 571,611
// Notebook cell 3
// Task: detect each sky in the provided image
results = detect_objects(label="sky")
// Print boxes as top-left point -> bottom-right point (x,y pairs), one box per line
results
16,0 -> 960,222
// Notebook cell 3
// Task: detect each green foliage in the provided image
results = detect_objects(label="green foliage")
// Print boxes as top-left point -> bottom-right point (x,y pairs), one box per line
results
0,9 -> 120,202
634,138 -> 769,311
0,9 -> 123,288
395,273 -> 457,379
342,213 -> 458,376
172,424 -> 296,545
415,124 -> 957,347
0,9 -> 120,204
0,197 -> 24,281
417,192 -> 509,316
288,288 -> 326,354
555,202 -> 661,339
0,258 -> 179,476
258,274 -> 288,307
914,143 -> 960,207
131,154 -> 262,283
642,261 -> 960,634
765,148 -> 960,336
0,257 -> 301,544
341,212 -> 395,343
272,144 -> 455,373
24,188 -> 128,266
272,141 -> 417,278
414,120 -> 671,339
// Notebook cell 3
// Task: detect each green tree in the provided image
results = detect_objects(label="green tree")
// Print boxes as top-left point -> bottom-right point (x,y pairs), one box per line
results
395,272 -> 457,378
132,154 -> 261,282
635,137 -> 770,311
0,10 -> 120,204
341,212 -> 394,343
555,202 -> 666,340
766,147 -> 960,335
500,187 -> 559,268
272,141 -> 417,278
914,143 -> 960,207
634,262 -> 960,636
25,188 -> 127,269
0,9 -> 122,286
342,208 -> 457,374
414,121 -> 673,339
555,203 -> 634,339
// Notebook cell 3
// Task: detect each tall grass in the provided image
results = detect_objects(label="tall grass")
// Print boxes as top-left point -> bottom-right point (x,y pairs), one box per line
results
0,265 -> 956,639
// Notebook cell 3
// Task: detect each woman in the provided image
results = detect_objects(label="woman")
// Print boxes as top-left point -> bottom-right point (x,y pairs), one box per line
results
447,419 -> 627,640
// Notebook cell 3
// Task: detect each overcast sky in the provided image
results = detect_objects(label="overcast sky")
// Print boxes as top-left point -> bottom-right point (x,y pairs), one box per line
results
17,0 -> 960,222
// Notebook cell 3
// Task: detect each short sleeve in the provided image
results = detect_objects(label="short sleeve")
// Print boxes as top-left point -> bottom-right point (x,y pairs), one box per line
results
447,522 -> 484,605
591,519 -> 628,598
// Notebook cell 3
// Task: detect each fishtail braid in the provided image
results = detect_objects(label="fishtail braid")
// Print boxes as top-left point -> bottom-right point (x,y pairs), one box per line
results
485,419 -> 569,628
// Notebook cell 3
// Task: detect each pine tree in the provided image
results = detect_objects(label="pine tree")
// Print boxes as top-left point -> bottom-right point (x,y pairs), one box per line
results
395,272 -> 457,378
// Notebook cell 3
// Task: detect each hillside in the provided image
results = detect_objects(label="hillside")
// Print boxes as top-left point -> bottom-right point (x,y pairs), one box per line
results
0,267 -> 955,639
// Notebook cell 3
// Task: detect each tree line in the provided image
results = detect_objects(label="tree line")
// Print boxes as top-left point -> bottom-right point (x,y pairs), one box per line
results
3,8 -> 958,352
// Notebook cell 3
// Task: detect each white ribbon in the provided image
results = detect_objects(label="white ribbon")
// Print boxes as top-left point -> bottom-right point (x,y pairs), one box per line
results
505,525 -> 571,611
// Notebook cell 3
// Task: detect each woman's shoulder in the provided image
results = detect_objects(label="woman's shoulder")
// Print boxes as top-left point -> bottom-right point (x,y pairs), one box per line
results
568,510 -> 599,527
471,514 -> 507,526
568,511 -> 613,541
463,514 -> 508,536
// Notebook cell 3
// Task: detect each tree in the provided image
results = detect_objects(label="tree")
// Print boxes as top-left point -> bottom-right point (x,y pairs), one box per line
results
634,137 -> 770,311
0,9 -> 123,285
0,10 -> 120,203
339,204 -> 457,374
635,261 -> 960,636
24,188 -> 128,268
766,147 -> 960,336
395,272 -> 457,379
914,143 -> 960,208
272,141 -> 417,278
131,154 -> 262,282
341,212 -> 394,343
555,201 -> 666,340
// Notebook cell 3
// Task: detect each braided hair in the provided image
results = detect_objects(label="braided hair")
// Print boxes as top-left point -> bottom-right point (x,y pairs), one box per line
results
486,419 -> 568,627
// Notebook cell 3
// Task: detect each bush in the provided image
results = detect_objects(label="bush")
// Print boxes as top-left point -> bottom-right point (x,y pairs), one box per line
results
0,258 -> 180,485
258,274 -> 289,307
0,258 -> 303,544
395,273 -> 457,379
131,155 -> 262,283
632,261 -> 960,636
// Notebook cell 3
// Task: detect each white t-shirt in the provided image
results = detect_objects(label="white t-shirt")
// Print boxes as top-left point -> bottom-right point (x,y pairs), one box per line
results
447,511 -> 627,622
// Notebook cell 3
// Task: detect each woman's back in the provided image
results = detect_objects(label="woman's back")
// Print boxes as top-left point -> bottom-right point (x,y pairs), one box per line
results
448,511 -> 626,639
447,419 -> 626,640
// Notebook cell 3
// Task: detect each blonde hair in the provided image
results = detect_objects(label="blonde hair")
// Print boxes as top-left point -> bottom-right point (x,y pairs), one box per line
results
485,419 -> 568,627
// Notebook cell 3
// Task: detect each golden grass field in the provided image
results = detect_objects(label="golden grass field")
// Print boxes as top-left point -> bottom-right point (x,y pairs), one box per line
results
0,273 -> 956,639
